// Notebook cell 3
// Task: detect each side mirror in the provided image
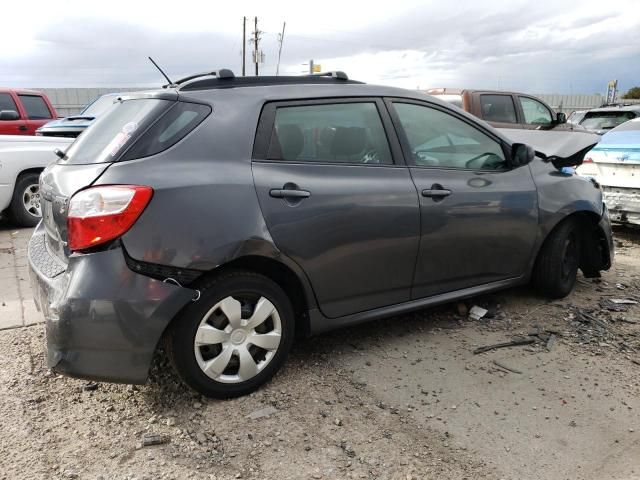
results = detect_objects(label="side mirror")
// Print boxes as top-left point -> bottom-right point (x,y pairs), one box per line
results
0,110 -> 20,121
556,112 -> 567,124
510,143 -> 535,167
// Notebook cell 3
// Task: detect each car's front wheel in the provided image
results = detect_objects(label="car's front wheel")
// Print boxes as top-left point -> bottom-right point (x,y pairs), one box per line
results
167,271 -> 295,398
532,219 -> 581,298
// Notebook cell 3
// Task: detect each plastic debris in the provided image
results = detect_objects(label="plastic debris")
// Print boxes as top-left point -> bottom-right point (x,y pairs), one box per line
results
469,306 -> 488,321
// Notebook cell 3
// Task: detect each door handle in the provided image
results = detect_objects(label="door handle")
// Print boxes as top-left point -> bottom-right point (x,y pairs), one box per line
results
18,125 -> 28,131
422,189 -> 451,198
269,189 -> 311,199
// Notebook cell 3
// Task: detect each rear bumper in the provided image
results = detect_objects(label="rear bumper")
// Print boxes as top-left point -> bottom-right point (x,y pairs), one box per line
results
28,223 -> 196,384
603,186 -> 640,225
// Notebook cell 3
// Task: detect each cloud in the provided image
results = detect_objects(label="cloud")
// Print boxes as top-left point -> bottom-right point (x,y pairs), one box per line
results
0,0 -> 638,95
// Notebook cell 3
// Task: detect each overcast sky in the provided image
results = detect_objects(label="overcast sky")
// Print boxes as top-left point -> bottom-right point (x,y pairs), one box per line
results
1,0 -> 639,94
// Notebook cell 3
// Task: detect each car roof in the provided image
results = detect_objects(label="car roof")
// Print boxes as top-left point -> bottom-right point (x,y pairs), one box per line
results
0,87 -> 46,95
585,105 -> 640,113
425,87 -> 533,96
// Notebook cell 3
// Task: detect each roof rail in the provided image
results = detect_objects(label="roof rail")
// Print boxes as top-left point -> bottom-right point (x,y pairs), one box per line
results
308,71 -> 349,80
165,69 -> 235,88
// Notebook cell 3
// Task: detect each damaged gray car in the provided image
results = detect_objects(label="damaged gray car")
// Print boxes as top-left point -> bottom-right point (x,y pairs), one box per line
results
28,71 -> 613,398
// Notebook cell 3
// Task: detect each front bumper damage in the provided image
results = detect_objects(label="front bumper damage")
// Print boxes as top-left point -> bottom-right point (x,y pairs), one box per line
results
603,186 -> 640,225
28,223 -> 196,384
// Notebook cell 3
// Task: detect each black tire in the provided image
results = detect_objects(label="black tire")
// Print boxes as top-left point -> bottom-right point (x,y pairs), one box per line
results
532,219 -> 581,298
9,173 -> 42,227
167,270 -> 295,399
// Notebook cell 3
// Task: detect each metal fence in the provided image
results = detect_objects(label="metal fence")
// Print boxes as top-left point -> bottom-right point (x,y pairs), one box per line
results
36,87 -> 150,117
29,88 -> 640,117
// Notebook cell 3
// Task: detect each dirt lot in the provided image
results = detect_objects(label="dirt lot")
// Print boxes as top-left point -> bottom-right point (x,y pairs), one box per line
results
1,225 -> 639,480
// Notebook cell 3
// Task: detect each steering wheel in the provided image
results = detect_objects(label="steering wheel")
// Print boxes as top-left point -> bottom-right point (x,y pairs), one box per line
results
465,152 -> 496,169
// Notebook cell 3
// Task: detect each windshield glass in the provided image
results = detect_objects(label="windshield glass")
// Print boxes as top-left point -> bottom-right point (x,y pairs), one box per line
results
62,98 -> 172,164
580,111 -> 636,130
80,95 -> 121,117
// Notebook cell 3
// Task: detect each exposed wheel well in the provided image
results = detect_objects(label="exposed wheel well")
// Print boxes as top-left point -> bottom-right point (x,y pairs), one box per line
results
537,211 -> 607,278
12,168 -> 44,192
192,256 -> 311,338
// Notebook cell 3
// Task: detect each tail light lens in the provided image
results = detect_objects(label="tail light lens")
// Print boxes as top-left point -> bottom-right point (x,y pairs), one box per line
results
583,156 -> 594,163
67,185 -> 153,251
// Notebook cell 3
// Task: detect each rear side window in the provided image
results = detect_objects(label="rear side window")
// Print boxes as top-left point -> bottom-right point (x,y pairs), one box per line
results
63,98 -> 172,164
268,103 -> 392,165
121,102 -> 211,160
480,94 -> 517,123
18,95 -> 52,119
0,93 -> 18,112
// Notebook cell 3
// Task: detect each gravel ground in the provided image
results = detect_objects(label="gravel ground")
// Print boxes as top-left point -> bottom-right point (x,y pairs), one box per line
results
1,226 -> 639,479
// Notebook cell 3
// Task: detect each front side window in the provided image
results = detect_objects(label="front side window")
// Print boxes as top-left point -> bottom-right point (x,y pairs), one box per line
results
519,97 -> 552,125
393,102 -> 506,170
0,93 -> 18,113
268,102 -> 392,165
480,94 -> 517,123
18,95 -> 52,119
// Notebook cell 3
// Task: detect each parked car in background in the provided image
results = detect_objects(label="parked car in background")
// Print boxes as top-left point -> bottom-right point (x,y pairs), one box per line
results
567,110 -> 587,125
29,71 -> 612,399
577,118 -> 640,225
0,88 -> 57,136
36,92 -> 121,138
576,105 -> 640,135
425,88 -> 577,131
0,135 -> 73,226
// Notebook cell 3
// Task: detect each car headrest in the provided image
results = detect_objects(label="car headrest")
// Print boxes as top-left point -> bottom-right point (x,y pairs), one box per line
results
330,127 -> 367,157
276,124 -> 304,160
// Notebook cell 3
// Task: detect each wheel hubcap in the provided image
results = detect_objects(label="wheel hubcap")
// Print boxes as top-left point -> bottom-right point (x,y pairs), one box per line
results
194,295 -> 282,384
22,184 -> 42,218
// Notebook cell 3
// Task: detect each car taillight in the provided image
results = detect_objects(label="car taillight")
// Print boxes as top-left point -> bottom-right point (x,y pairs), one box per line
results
67,185 -> 153,251
583,157 -> 594,163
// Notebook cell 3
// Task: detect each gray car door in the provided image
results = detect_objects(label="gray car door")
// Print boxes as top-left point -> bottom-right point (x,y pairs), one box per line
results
386,99 -> 539,299
252,98 -> 420,318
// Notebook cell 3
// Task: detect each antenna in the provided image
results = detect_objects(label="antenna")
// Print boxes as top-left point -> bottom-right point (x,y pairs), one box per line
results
148,56 -> 174,87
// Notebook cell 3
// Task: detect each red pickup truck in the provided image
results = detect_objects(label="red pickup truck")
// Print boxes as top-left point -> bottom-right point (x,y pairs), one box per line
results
0,88 -> 58,136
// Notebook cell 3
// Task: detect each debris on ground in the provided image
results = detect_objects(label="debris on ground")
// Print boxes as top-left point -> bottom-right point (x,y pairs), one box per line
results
469,305 -> 488,321
491,360 -> 522,374
247,406 -> 278,420
473,337 -> 537,354
142,433 -> 169,447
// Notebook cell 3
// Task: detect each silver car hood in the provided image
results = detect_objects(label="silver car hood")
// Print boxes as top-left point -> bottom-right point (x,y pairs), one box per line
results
498,129 -> 601,169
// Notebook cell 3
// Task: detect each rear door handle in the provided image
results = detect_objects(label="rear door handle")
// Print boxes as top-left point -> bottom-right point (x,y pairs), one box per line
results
422,189 -> 451,198
269,189 -> 311,199
18,125 -> 28,131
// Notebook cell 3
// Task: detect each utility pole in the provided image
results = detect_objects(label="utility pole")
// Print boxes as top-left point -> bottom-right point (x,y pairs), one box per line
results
309,59 -> 314,74
242,17 -> 246,77
254,17 -> 259,76
276,21 -> 286,76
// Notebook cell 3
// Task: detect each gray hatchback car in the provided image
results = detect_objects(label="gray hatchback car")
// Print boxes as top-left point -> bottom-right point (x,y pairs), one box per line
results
29,71 -> 613,398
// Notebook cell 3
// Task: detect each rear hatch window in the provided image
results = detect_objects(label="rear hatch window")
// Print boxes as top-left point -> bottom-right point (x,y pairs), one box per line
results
62,98 -> 172,164
580,111 -> 636,131
61,98 -> 211,164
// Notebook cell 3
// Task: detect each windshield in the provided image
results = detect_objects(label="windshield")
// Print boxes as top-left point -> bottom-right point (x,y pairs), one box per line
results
80,95 -> 121,117
580,111 -> 637,130
62,98 -> 172,164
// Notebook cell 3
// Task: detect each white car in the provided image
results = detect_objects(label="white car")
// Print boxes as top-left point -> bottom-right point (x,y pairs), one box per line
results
577,118 -> 640,225
0,135 -> 73,226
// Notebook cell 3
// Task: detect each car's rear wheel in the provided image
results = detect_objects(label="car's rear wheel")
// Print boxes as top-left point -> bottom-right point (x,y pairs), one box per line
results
167,271 -> 295,398
9,173 -> 42,227
532,219 -> 581,298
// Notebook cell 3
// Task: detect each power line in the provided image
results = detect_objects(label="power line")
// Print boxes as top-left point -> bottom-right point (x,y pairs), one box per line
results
276,21 -> 286,76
